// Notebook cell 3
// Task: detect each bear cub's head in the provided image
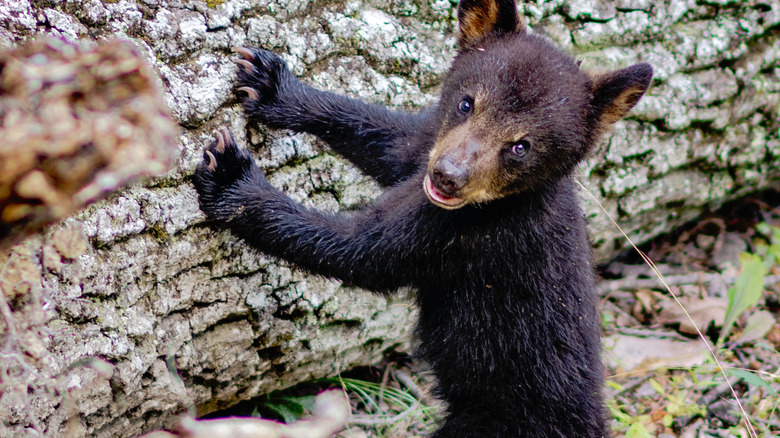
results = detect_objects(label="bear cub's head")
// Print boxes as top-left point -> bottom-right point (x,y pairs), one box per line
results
424,0 -> 653,210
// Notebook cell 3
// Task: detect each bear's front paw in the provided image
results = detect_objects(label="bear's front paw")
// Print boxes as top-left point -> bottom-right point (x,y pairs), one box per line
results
232,47 -> 293,108
193,129 -> 269,222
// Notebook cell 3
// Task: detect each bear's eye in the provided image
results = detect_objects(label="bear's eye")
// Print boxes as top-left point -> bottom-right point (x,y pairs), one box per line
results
511,140 -> 531,157
457,98 -> 472,114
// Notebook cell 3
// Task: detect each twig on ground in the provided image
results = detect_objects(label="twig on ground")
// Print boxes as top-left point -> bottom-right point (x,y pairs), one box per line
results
378,364 -> 392,411
348,400 -> 420,426
612,327 -> 691,341
700,378 -> 743,407
599,273 -> 780,295
392,369 -> 433,406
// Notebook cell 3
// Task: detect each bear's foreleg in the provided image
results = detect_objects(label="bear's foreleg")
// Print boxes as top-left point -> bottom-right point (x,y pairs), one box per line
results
194,129 -> 432,293
233,47 -> 432,186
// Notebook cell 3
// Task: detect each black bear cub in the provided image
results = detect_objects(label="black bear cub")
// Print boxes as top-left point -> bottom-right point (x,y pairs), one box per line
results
195,0 -> 652,436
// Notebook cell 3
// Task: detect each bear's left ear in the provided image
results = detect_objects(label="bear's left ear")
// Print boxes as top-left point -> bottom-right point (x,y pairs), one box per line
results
590,63 -> 653,131
458,0 -> 524,47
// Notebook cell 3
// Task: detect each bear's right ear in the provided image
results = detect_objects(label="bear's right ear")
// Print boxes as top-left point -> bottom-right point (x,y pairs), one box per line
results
458,0 -> 524,47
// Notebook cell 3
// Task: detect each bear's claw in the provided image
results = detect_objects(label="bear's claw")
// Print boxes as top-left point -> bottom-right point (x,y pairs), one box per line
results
234,59 -> 256,73
193,128 -> 268,223
232,47 -> 292,109
198,129 -> 253,180
231,46 -> 255,60
193,129 -> 254,222
215,129 -> 227,153
237,86 -> 260,101
205,150 -> 217,171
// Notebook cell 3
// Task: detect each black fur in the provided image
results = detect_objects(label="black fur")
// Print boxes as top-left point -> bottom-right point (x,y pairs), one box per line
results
194,1 -> 652,436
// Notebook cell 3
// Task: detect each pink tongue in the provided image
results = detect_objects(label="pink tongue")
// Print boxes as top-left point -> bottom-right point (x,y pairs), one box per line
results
426,176 -> 452,201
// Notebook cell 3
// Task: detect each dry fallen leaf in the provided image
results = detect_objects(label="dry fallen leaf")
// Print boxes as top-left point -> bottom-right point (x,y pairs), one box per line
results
604,335 -> 709,372
657,295 -> 728,336
632,289 -> 657,323
735,310 -> 776,345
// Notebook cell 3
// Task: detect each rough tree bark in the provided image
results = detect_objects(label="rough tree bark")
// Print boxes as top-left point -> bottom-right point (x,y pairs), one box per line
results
0,0 -> 778,437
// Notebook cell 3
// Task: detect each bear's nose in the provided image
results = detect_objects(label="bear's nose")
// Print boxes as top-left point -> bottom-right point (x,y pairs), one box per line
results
432,156 -> 468,195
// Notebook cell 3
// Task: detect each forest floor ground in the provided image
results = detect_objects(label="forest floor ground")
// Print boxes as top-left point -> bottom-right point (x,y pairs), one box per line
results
219,190 -> 780,438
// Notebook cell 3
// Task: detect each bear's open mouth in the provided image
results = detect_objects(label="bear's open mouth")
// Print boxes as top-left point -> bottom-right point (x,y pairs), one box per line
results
423,175 -> 466,209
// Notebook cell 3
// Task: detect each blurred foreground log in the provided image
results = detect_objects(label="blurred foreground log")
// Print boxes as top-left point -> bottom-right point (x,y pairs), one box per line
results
0,37 -> 177,249
140,391 -> 349,438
